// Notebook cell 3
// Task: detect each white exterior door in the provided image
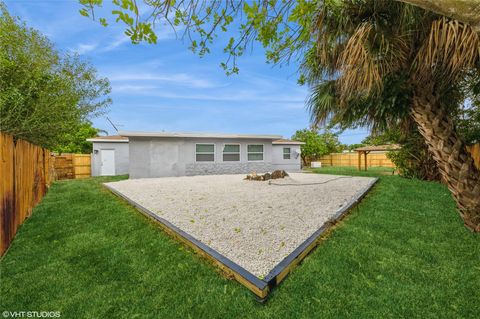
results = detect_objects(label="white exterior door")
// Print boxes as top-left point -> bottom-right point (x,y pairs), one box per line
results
100,149 -> 115,176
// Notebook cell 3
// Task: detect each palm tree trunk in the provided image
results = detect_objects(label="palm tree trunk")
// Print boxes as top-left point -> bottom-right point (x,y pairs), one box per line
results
410,82 -> 480,231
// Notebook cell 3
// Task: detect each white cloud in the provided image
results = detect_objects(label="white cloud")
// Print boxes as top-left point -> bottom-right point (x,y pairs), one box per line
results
112,87 -> 306,104
112,84 -> 159,93
74,43 -> 98,54
108,71 -> 221,89
102,36 -> 131,52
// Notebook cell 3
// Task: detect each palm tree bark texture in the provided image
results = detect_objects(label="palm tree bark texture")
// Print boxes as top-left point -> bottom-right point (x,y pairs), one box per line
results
411,81 -> 480,231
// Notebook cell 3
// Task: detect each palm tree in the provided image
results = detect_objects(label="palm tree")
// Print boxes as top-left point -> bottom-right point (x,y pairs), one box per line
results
306,1 -> 480,231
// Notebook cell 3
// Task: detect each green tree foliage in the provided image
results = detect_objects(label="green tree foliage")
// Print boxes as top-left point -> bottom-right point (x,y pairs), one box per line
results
344,143 -> 364,152
456,104 -> 480,144
292,129 -> 342,164
53,122 -> 103,154
0,4 -> 111,148
387,129 -> 441,181
360,126 -> 440,180
361,130 -> 401,146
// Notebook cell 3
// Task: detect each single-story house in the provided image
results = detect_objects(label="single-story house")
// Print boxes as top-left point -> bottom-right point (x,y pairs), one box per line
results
87,131 -> 304,178
87,135 -> 129,176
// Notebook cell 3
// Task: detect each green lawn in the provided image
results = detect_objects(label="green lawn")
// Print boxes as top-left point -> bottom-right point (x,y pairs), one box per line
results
1,169 -> 479,318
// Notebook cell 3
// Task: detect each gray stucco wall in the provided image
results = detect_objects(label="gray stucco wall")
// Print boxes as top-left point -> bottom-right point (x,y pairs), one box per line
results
129,137 -> 276,178
272,144 -> 302,171
91,142 -> 129,176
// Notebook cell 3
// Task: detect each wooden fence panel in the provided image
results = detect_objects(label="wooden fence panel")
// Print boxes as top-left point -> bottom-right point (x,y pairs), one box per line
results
73,154 -> 91,179
317,144 -> 480,169
0,133 -> 15,255
52,154 -> 74,179
52,153 -> 91,179
0,133 -> 93,255
0,132 -> 53,256
317,152 -> 395,168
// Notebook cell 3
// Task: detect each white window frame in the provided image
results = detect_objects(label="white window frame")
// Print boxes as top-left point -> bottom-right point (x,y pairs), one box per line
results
222,143 -> 241,162
195,143 -> 216,163
247,144 -> 264,162
283,147 -> 291,160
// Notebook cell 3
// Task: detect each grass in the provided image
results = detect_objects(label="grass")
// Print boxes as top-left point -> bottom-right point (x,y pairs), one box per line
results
1,169 -> 479,318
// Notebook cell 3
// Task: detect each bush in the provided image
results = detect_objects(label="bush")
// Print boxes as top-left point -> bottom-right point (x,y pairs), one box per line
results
387,131 -> 440,181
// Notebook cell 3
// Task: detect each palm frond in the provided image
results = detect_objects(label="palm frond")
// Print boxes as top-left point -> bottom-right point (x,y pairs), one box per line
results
415,17 -> 480,84
307,80 -> 337,129
336,22 -> 382,101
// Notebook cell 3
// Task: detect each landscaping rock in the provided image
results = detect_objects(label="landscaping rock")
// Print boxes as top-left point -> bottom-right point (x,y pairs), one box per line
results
271,170 -> 288,179
105,173 -> 376,277
245,170 -> 288,181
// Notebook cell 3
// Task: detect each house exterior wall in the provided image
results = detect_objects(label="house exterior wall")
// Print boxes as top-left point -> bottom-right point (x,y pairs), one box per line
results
128,137 -> 278,178
91,142 -> 129,176
272,144 -> 302,171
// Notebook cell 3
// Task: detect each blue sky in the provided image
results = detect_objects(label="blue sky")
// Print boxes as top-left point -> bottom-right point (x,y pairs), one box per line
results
5,0 -> 369,144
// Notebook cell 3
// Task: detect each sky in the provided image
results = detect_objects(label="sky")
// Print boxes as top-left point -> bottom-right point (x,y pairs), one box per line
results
5,0 -> 370,144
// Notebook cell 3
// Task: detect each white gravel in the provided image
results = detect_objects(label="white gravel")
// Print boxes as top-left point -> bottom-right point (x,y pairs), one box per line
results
105,173 -> 375,277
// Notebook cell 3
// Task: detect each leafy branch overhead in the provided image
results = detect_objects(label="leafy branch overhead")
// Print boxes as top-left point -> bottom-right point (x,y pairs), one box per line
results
78,0 -> 480,75
78,0 -> 313,74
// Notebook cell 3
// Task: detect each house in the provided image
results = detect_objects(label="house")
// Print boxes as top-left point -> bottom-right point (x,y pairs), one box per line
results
86,135 -> 129,176
119,131 -> 304,179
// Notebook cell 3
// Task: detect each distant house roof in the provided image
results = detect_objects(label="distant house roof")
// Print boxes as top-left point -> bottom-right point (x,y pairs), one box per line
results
272,139 -> 305,145
119,130 -> 282,140
354,144 -> 401,152
86,135 -> 129,143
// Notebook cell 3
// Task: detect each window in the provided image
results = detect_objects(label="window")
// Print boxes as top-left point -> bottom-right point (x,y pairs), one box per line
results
247,144 -> 264,161
223,144 -> 240,162
283,147 -> 291,159
196,144 -> 215,162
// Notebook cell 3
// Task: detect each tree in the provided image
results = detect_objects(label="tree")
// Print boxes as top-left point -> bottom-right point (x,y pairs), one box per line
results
306,2 -> 480,231
79,1 -> 480,230
53,122 -> 103,154
456,104 -> 480,145
361,130 -> 401,146
345,143 -> 364,152
0,4 -> 111,149
358,126 -> 441,180
292,129 -> 342,165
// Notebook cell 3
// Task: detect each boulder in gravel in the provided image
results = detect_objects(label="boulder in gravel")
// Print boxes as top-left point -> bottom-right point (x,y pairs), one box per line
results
271,170 -> 288,179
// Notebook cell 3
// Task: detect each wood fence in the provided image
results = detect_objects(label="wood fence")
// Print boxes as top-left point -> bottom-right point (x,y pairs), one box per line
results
52,153 -> 91,179
0,132 -> 53,256
0,131 -> 91,256
316,152 -> 396,168
316,143 -> 480,170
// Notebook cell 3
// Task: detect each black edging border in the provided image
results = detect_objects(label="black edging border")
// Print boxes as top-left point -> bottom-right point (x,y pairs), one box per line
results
104,184 -> 268,291
104,176 -> 378,302
262,177 -> 378,286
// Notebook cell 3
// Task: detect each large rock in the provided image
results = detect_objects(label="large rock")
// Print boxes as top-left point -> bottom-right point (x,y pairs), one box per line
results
271,170 -> 288,179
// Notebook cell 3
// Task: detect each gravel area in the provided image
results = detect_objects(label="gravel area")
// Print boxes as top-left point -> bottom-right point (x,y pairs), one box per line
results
105,173 -> 376,277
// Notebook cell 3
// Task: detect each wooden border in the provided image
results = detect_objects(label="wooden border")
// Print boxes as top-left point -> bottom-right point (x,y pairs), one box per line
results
104,177 -> 378,301
104,184 -> 269,298
262,178 -> 378,288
